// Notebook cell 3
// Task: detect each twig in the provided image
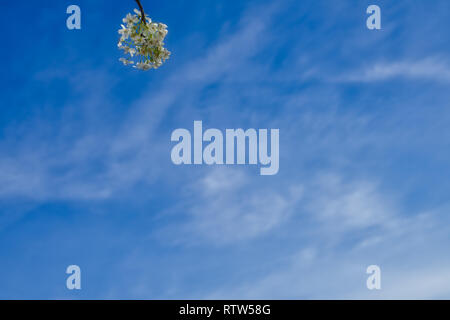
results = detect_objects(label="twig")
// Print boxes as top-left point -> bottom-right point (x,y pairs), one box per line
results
135,0 -> 147,24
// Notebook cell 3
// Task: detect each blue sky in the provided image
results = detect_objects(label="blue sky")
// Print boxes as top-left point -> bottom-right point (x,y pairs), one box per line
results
1,0 -> 450,299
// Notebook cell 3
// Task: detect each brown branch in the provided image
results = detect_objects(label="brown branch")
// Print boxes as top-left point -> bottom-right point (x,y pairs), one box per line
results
135,0 -> 147,24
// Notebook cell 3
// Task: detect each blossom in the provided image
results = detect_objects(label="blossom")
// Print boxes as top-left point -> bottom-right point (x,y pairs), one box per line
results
121,46 -> 136,57
117,9 -> 170,71
134,62 -> 152,70
119,57 -> 134,65
123,13 -> 138,26
118,24 -> 131,40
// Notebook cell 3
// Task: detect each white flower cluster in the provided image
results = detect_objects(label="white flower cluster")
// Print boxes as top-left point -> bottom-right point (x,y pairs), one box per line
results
118,9 -> 170,70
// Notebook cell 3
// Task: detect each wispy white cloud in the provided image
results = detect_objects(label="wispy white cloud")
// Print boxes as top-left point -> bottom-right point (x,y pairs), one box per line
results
203,181 -> 450,299
165,168 -> 303,245
307,173 -> 398,231
335,57 -> 450,83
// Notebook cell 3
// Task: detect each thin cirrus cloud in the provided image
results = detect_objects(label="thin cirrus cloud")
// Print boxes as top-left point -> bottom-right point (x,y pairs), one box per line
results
334,57 -> 450,83
203,193 -> 450,299
163,168 -> 304,245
